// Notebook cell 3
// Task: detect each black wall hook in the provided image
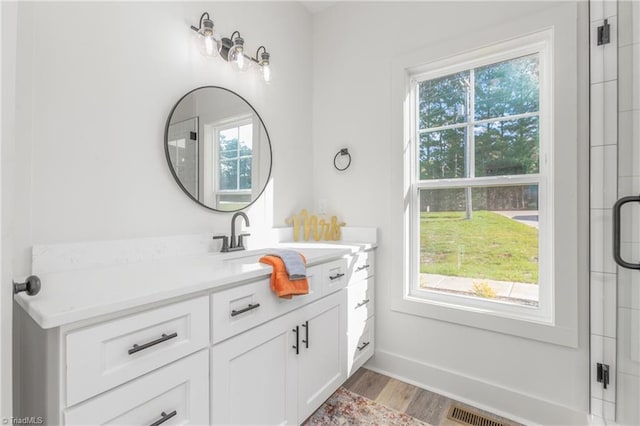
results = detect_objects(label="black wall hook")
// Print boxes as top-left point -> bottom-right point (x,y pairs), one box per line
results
334,148 -> 351,171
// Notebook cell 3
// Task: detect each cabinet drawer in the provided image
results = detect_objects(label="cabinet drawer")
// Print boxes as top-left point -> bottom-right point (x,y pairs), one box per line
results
348,251 -> 375,284
348,277 -> 375,323
272,264 -> 323,311
65,349 -> 209,425
66,296 -> 209,406
322,258 -> 349,295
211,265 -> 323,344
211,278 -> 275,344
347,316 -> 374,376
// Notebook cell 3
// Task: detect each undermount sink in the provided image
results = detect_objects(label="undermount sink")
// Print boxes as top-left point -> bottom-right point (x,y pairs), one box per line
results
220,248 -> 271,264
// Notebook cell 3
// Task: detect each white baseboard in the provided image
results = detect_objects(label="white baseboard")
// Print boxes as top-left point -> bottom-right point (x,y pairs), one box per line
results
365,349 -> 589,426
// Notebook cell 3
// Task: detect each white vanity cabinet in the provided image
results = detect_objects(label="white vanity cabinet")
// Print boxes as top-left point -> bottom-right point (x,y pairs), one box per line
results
210,303 -> 299,425
211,290 -> 346,425
346,250 -> 376,375
210,258 -> 349,425
17,294 -> 211,426
17,245 -> 375,426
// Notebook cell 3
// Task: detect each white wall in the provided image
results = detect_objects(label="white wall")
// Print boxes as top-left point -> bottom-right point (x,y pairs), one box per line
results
1,0 -> 18,418
11,1 -> 314,276
6,1 -> 592,422
312,2 -> 589,423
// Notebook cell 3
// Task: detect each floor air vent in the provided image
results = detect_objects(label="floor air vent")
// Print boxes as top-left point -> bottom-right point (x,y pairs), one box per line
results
447,405 -> 508,426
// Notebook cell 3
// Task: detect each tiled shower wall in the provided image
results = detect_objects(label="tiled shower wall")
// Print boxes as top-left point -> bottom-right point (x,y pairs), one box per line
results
591,0 -> 640,423
590,0 -> 617,421
616,1 -> 640,422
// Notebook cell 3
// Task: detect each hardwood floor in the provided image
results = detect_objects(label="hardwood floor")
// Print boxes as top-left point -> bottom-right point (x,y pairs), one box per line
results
341,368 -> 522,426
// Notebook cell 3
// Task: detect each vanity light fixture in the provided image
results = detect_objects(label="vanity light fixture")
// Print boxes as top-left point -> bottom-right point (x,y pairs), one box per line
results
191,12 -> 272,82
190,12 -> 221,58
254,46 -> 271,83
226,32 -> 250,72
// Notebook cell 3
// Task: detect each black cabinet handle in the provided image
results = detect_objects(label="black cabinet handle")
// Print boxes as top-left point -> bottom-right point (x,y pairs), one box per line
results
302,321 -> 309,349
231,303 -> 260,317
613,195 -> 640,269
292,325 -> 299,355
356,299 -> 370,308
329,273 -> 345,281
356,264 -> 370,272
357,341 -> 370,351
128,332 -> 178,355
149,410 -> 177,426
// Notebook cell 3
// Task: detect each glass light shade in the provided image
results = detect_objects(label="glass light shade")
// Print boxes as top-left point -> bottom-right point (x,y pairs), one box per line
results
198,29 -> 220,58
259,51 -> 271,83
229,39 -> 251,72
262,63 -> 271,83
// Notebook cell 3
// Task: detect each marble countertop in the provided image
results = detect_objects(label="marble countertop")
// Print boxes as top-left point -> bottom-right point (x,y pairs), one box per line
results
15,242 -> 374,329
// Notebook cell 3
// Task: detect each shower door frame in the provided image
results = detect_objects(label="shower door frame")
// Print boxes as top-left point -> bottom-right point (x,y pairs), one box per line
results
590,0 -> 640,423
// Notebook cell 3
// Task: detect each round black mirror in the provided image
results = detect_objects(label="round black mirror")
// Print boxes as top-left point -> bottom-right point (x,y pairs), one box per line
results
165,86 -> 272,212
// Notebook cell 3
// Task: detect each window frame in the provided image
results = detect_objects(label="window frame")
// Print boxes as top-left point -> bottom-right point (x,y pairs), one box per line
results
213,115 -> 254,196
390,5 -> 583,348
406,34 -> 554,324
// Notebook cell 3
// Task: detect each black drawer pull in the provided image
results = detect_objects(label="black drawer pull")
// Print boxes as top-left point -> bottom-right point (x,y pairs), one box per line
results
231,303 -> 261,317
302,321 -> 309,349
128,332 -> 178,355
149,410 -> 177,426
357,341 -> 370,351
356,299 -> 370,308
356,264 -> 370,272
292,326 -> 299,355
329,273 -> 345,281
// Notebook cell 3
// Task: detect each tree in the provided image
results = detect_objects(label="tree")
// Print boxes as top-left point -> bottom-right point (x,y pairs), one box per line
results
418,54 -> 540,214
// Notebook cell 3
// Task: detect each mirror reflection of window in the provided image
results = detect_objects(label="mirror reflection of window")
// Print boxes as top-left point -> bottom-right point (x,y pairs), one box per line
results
210,117 -> 255,210
219,122 -> 253,191
165,87 -> 272,212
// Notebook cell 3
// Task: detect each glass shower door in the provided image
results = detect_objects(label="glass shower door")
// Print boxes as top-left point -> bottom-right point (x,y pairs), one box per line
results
613,200 -> 640,424
613,1 -> 640,421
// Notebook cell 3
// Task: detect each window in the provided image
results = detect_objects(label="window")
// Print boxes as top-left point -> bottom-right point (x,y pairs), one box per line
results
215,118 -> 254,208
406,35 -> 552,322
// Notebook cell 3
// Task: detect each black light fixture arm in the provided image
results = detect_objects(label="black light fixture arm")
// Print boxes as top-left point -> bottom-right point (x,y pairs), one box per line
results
252,45 -> 267,64
190,12 -> 211,32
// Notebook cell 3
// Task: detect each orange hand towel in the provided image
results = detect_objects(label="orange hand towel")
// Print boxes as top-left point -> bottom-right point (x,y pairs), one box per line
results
259,254 -> 309,299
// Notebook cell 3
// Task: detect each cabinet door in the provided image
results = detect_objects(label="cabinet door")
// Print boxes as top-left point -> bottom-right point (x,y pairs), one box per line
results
297,290 -> 347,422
211,309 -> 298,425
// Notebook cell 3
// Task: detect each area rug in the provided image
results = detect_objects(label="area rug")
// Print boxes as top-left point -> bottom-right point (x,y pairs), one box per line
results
305,387 -> 430,426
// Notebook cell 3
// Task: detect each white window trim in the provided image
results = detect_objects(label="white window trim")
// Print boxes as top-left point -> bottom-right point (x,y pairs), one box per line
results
390,4 -> 582,348
212,114 -> 254,195
407,32 -> 553,325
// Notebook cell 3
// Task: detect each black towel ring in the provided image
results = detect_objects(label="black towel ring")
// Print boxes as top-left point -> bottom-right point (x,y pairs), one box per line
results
334,148 -> 351,171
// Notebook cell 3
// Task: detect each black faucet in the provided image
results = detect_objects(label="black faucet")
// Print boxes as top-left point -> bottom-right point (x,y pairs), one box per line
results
230,211 -> 250,250
212,212 -> 251,253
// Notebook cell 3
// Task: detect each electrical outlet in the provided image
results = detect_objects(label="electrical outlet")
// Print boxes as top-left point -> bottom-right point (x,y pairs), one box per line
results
318,199 -> 327,215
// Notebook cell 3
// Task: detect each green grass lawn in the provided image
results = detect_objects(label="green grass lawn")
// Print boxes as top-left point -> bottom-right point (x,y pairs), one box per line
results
420,210 -> 538,284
